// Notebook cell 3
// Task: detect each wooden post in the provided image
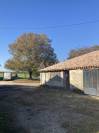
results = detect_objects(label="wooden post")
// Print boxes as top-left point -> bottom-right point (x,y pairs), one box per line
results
63,70 -> 70,89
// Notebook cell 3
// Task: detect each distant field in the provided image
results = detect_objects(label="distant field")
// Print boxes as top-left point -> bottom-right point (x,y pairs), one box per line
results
0,72 -> 39,80
0,72 -> 27,80
17,72 -> 29,79
17,72 -> 39,80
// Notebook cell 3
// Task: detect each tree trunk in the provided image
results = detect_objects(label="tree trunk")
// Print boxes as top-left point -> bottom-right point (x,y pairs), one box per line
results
28,71 -> 32,80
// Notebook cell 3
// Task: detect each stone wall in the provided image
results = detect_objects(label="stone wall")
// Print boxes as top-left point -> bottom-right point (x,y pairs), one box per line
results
70,70 -> 83,90
40,70 -> 84,90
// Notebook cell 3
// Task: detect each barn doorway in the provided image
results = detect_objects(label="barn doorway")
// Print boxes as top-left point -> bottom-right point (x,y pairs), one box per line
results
84,69 -> 99,96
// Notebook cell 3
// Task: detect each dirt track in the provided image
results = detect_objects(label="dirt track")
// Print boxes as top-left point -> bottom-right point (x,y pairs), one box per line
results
0,81 -> 40,86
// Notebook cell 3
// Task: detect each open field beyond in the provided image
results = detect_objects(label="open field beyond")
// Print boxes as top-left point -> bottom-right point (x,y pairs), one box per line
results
0,85 -> 99,133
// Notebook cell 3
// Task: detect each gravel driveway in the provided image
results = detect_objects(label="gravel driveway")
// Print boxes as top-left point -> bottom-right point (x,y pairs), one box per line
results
0,81 -> 40,86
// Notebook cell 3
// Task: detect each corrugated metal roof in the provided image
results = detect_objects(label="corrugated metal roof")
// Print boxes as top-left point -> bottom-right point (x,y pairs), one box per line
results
40,50 -> 99,72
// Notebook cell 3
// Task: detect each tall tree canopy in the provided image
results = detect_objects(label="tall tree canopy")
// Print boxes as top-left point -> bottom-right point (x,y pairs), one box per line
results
5,33 -> 58,79
68,45 -> 99,59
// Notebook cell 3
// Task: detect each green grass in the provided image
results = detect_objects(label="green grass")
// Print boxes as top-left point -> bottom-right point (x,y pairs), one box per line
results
17,72 -> 39,80
17,72 -> 29,79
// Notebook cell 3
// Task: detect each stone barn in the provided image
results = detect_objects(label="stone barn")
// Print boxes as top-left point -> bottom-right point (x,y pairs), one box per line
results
40,50 -> 99,96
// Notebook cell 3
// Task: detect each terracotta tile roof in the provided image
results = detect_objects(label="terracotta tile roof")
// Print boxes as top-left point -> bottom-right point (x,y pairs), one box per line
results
40,50 -> 99,72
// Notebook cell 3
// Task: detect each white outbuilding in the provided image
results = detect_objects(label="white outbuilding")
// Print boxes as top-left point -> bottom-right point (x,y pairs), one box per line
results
0,68 -> 16,80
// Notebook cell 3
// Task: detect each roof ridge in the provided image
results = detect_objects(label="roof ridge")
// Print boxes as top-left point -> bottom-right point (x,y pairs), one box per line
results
40,50 -> 99,72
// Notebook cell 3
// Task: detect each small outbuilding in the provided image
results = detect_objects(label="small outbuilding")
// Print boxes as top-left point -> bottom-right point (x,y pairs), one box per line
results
0,68 -> 16,80
40,50 -> 99,96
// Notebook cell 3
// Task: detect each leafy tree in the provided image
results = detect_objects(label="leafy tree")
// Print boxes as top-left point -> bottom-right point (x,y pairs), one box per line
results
5,33 -> 58,79
68,45 -> 99,59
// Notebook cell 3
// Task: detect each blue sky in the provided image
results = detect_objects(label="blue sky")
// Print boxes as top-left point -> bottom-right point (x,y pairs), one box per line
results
0,0 -> 99,68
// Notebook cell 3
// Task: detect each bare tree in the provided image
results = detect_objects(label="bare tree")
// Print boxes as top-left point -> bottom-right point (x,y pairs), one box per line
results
68,45 -> 99,59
